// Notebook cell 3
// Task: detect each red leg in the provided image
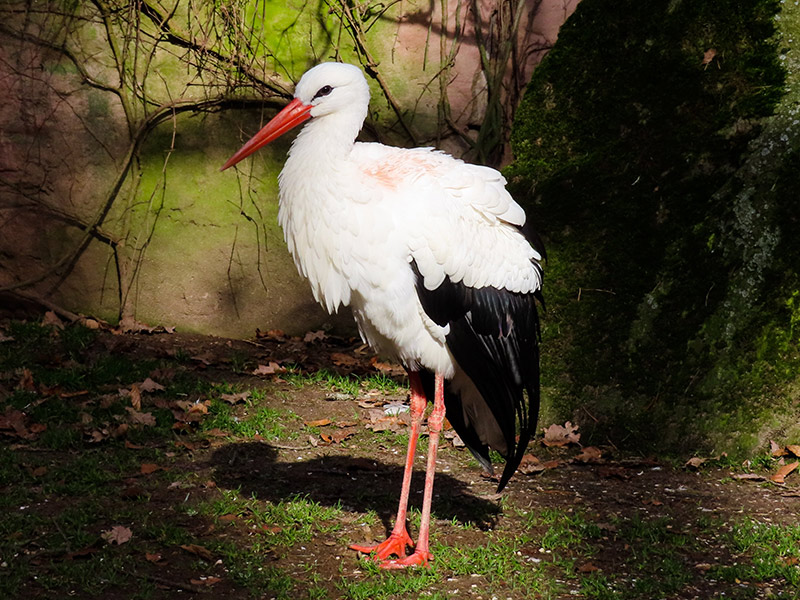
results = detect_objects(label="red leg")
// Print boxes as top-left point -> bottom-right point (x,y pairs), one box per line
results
380,373 -> 445,569
350,370 -> 427,560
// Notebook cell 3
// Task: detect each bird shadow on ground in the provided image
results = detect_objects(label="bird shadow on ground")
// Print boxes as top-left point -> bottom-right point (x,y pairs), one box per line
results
207,442 -> 501,534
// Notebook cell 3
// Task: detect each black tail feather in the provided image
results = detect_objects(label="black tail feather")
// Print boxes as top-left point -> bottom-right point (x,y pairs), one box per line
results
411,258 -> 543,492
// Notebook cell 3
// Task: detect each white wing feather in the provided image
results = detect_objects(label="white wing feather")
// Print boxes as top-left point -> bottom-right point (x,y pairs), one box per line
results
350,143 -> 542,295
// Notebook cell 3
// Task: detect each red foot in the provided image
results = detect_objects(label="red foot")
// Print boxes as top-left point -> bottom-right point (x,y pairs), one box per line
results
379,549 -> 433,569
350,529 -> 414,560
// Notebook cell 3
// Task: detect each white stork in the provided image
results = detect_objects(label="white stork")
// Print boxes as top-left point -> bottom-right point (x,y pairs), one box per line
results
222,62 -> 544,569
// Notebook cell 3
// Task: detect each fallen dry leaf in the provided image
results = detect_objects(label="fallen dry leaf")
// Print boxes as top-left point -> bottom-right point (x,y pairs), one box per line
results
597,466 -> 631,480
174,439 -> 208,452
28,422 -> 47,435
221,391 -> 251,404
787,444 -> 800,458
0,407 -> 38,439
517,453 -> 545,474
575,446 -> 604,464
191,351 -> 216,366
42,310 -> 65,330
138,377 -> 165,393
38,383 -> 63,397
118,316 -> 169,334
541,459 -> 564,470
357,398 -> 384,408
320,428 -> 357,445
771,461 -> 799,484
18,368 -> 36,392
88,429 -> 108,443
129,384 -> 142,411
369,357 -> 406,376
364,411 -> 407,432
642,498 -> 664,506
190,577 -> 222,587
444,429 -> 465,447
101,525 -> 132,545
145,552 -> 165,564
252,362 -> 285,376
770,440 -> 786,457
577,562 -> 600,573
149,367 -> 176,382
79,317 -> 103,330
303,329 -> 326,343
180,544 -> 214,561
125,407 -> 156,426
174,400 -> 209,416
542,421 -> 580,447
701,47 -> 717,66
171,403 -> 209,424
685,456 -> 706,470
330,352 -> 359,367
305,418 -> 332,428
256,328 -> 286,340
204,428 -> 229,437
140,463 -> 160,475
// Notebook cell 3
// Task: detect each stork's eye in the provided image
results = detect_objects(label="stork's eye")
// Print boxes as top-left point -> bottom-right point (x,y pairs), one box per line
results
312,85 -> 333,100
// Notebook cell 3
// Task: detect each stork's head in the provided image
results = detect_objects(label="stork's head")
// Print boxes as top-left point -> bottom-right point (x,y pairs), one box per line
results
221,62 -> 370,171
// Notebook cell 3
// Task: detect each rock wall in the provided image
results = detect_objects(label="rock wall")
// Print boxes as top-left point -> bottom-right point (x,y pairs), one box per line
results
0,0 -> 576,338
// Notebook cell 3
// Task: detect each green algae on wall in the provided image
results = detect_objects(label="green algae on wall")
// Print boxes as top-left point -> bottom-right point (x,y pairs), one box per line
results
2,0 -> 575,341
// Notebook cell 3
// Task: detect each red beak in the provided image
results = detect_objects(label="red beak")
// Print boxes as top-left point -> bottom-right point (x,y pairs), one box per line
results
221,98 -> 312,171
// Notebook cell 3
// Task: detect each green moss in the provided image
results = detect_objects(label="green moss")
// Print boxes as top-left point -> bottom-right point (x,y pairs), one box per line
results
510,0 -> 797,454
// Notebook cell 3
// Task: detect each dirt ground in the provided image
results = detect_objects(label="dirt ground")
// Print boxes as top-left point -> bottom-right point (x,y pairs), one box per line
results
1,323 -> 799,599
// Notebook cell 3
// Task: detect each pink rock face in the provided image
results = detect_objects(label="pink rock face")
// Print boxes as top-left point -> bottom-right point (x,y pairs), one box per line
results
393,0 -> 579,164
0,1 -> 578,336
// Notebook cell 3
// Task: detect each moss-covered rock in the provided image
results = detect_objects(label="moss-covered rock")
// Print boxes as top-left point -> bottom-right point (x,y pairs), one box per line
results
509,0 -> 799,455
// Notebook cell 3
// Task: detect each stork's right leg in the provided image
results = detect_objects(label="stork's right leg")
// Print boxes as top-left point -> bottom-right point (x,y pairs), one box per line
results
349,370 -> 426,560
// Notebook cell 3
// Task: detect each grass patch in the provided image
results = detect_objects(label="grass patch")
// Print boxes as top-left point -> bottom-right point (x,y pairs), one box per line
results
202,394 -> 300,440
575,511 -> 698,600
337,559 -> 442,600
203,489 -> 343,547
436,534 -> 549,591
212,540 -> 298,597
712,518 -> 800,588
527,507 -> 603,551
285,368 -> 406,398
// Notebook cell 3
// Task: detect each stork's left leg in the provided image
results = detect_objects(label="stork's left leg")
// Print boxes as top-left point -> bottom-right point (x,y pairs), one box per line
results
349,371 -> 427,560
380,372 -> 445,569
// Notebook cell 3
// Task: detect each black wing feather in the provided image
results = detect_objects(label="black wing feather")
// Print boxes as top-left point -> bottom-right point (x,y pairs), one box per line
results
417,370 -> 495,476
411,252 -> 542,492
